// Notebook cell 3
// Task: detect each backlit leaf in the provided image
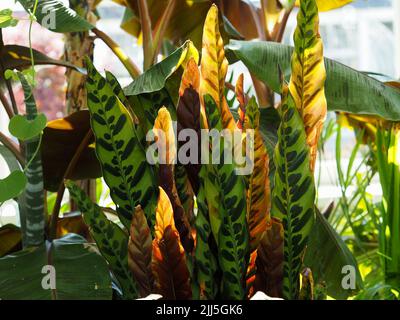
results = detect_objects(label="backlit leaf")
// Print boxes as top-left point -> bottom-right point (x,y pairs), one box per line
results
152,187 -> 192,299
200,5 -> 236,131
243,97 -> 271,252
128,206 -> 155,297
289,0 -> 327,172
254,217 -> 284,298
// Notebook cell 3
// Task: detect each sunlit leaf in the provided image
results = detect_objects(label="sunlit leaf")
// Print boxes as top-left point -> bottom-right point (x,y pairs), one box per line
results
289,0 -> 327,172
226,40 -> 400,122
295,0 -> 353,11
200,5 -> 236,131
17,0 -> 93,33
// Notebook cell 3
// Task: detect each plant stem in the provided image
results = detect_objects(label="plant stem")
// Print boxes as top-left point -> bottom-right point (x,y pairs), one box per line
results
0,88 -> 14,119
49,129 -> 93,240
0,30 -> 18,115
0,131 -> 24,166
275,7 -> 293,43
92,28 -> 141,79
151,0 -> 176,65
28,0 -> 40,82
137,0 -> 153,70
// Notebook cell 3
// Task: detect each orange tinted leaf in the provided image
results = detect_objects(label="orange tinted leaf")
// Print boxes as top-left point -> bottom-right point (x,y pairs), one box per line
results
200,5 -> 236,131
243,98 -> 271,251
153,107 -> 176,165
289,0 -> 327,172
180,58 -> 200,96
236,73 -> 246,130
128,206 -> 154,297
154,109 -> 194,252
152,226 -> 192,299
154,187 -> 175,241
254,217 -> 284,298
56,212 -> 89,238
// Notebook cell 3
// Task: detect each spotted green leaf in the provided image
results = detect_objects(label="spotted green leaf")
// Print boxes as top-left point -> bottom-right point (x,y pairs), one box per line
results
85,58 -> 157,228
66,181 -> 139,299
201,94 -> 249,300
194,176 -> 219,299
272,88 -> 316,300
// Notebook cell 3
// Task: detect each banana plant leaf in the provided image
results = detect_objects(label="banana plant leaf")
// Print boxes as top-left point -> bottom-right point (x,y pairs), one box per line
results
0,224 -> 22,258
0,234 -> 112,300
16,0 -> 93,33
0,45 -> 83,73
41,110 -> 101,192
304,209 -> 363,299
226,40 -> 400,121
117,0 -> 244,49
124,41 -> 198,132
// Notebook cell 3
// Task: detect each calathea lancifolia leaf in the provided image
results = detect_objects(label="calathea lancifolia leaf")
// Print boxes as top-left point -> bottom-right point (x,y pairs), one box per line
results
200,5 -> 236,131
177,58 -> 201,194
243,96 -> 271,252
235,73 -> 246,130
128,206 -> 155,298
153,107 -> 194,253
202,94 -> 249,300
194,174 -> 220,299
66,181 -> 139,299
289,0 -> 327,172
85,57 -> 158,229
105,71 -> 146,147
271,85 -> 316,300
152,187 -> 192,300
254,217 -> 284,298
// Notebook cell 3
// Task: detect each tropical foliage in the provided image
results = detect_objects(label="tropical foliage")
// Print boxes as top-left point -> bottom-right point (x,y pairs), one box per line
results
0,0 -> 399,301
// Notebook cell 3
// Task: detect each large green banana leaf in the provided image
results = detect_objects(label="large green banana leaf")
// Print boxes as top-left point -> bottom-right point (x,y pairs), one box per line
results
17,0 -> 93,33
0,234 -> 112,300
124,42 -> 196,132
226,40 -> 400,121
304,209 -> 363,299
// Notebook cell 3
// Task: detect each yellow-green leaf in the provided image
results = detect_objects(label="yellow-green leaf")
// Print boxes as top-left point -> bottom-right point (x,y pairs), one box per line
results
289,0 -> 327,172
